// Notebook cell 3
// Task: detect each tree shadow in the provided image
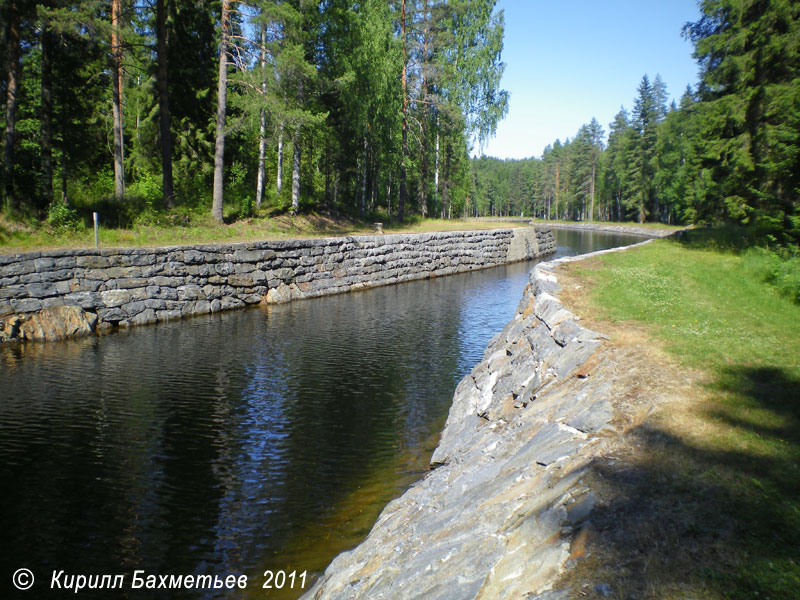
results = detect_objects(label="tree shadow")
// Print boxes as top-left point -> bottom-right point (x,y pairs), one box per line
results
674,225 -> 777,254
560,365 -> 800,598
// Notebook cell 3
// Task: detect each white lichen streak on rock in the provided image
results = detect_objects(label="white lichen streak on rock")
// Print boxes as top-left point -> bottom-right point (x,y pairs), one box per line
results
303,238 -> 659,600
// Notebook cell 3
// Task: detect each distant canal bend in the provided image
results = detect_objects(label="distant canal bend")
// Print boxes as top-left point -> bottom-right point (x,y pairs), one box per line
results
0,229 -> 644,598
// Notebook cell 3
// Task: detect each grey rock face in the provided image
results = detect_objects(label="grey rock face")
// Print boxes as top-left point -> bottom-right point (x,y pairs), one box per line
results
303,260 -> 617,600
541,221 -> 677,238
0,227 -> 556,343
0,305 -> 98,342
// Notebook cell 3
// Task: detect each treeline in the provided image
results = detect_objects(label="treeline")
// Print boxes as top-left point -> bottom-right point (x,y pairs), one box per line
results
472,0 -> 799,246
471,77 -> 678,223
0,0 -> 507,224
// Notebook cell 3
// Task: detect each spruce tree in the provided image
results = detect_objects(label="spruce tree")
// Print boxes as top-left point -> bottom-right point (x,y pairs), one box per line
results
685,0 -> 800,242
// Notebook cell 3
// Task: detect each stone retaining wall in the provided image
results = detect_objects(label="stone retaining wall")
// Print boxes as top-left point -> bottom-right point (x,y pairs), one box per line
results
536,221 -> 677,237
302,240 -> 655,600
0,227 -> 554,342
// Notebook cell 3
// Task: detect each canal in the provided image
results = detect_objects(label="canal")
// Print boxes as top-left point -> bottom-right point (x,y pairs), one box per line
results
0,229 -> 644,598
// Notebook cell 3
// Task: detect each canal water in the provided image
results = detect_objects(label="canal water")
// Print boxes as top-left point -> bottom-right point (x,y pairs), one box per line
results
0,229 -> 644,598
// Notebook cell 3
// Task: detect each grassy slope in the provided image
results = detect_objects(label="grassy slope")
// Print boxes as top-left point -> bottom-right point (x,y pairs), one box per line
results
563,236 -> 800,598
528,218 -> 684,231
0,213 -> 530,254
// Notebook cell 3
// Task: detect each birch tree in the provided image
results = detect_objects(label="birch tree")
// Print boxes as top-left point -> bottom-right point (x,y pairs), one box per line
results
211,0 -> 230,222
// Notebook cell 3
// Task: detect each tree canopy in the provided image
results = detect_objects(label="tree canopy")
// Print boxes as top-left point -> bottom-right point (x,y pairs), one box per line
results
471,0 -> 799,245
0,0 -> 508,224
2,0 -> 797,246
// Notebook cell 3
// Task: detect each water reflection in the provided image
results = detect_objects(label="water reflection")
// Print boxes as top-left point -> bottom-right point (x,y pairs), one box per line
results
552,227 -> 646,257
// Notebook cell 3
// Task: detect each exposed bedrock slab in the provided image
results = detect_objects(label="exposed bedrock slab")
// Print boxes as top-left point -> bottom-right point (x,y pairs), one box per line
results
0,305 -> 98,342
0,227 -> 555,343
303,257 -> 621,600
540,221 -> 676,238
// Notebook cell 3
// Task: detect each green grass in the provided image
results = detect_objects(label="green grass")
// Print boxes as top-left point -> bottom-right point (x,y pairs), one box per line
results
0,212 -> 528,254
567,234 -> 800,598
742,247 -> 800,304
528,218 -> 684,231
586,241 -> 799,369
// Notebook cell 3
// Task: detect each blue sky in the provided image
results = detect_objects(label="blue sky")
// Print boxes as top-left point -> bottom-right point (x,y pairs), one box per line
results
479,0 -> 702,160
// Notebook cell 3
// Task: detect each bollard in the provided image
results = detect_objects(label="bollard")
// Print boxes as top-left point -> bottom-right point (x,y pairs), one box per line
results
374,222 -> 384,234
93,212 -> 99,248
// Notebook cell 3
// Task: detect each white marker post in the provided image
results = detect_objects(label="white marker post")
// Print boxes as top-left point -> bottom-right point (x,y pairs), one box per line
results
93,212 -> 99,248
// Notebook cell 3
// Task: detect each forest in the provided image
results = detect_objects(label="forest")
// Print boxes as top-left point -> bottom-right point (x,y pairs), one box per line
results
1,0 -> 798,247
472,0 -> 799,246
0,0 -> 506,227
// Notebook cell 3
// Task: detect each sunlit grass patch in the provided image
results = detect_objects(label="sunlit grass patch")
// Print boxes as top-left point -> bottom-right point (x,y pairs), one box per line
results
742,247 -> 800,304
0,212 -> 529,254
560,234 -> 800,598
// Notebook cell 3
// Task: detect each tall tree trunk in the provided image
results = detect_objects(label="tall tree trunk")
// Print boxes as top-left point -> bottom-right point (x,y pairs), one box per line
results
419,150 -> 427,218
211,0 -> 230,222
554,163 -> 560,219
61,159 -> 68,204
276,123 -> 284,196
419,0 -> 430,219
333,173 -> 338,207
442,143 -> 450,219
156,0 -> 174,207
291,128 -> 300,214
324,137 -> 331,209
370,156 -> 377,212
398,0 -> 408,221
3,1 -> 21,209
589,163 -> 595,221
386,172 -> 391,214
359,134 -> 367,218
111,0 -> 125,201
434,118 -> 439,213
652,186 -> 659,223
419,119 -> 427,218
40,28 -> 54,209
255,27 -> 267,209
638,185 -> 645,223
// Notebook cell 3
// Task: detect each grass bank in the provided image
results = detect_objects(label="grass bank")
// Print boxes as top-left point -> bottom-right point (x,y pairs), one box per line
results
558,232 -> 800,598
528,218 -> 684,232
0,213 -> 529,255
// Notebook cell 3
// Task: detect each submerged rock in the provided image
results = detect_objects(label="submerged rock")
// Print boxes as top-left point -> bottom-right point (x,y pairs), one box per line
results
0,305 -> 97,342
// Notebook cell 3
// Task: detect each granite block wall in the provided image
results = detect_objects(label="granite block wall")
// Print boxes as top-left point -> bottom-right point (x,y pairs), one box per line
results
0,227 -> 555,342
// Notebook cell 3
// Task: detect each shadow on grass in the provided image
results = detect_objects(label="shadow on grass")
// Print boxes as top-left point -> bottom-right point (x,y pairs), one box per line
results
564,366 -> 800,598
675,224 -> 787,254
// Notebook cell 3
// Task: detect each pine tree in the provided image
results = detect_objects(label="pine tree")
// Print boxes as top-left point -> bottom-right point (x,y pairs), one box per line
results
110,0 -> 125,201
629,74 -> 658,223
155,0 -> 173,207
2,0 -> 22,209
604,108 -> 634,221
211,0 -> 230,222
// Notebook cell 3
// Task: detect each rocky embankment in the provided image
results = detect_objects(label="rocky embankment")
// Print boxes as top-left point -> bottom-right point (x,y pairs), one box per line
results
0,227 -> 554,343
539,221 -> 676,238
304,240 -> 656,600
